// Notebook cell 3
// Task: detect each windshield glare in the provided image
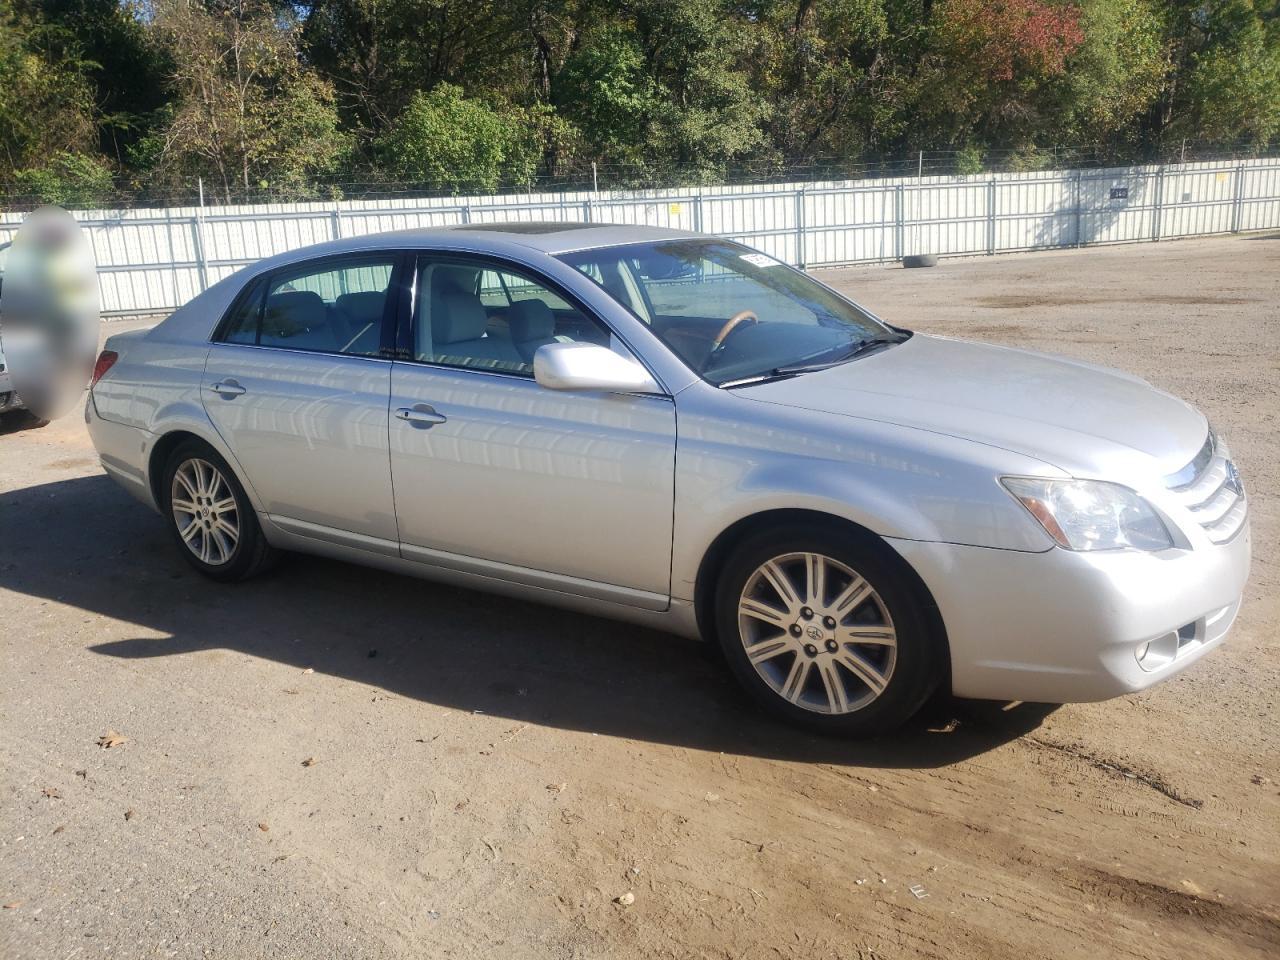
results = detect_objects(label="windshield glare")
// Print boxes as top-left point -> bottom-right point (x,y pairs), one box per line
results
556,240 -> 896,385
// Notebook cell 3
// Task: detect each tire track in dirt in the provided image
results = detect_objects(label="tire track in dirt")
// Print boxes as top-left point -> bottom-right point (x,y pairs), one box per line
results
1019,737 -> 1204,809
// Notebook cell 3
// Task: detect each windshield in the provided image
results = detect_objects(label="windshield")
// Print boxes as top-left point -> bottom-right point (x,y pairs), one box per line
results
556,239 -> 901,386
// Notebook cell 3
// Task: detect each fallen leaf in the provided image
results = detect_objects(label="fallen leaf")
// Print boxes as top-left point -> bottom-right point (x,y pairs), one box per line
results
124,809 -> 136,821
546,783 -> 567,793
301,757 -> 317,767
614,891 -> 635,906
41,787 -> 61,799
74,770 -> 87,779
258,822 -> 269,832
97,731 -> 127,749
2,902 -> 20,910
51,825 -> 65,835
302,668 -> 314,674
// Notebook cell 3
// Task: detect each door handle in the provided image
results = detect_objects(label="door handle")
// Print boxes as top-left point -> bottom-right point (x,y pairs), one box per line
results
395,405 -> 447,428
209,379 -> 246,397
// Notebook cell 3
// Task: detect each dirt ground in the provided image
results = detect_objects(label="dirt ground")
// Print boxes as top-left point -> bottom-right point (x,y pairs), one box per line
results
1,234 -> 1277,960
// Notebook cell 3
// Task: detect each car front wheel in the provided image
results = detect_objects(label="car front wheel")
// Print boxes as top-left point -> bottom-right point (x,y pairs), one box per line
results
714,524 -> 943,735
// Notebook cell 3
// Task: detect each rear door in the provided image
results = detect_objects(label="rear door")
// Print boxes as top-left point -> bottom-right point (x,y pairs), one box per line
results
201,253 -> 402,551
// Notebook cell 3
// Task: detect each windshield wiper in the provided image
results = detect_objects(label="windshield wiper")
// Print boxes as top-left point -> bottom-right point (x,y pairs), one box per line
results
719,334 -> 906,389
770,335 -> 902,376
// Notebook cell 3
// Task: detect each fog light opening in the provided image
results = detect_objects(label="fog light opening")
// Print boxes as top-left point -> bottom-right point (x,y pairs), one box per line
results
1135,631 -> 1180,672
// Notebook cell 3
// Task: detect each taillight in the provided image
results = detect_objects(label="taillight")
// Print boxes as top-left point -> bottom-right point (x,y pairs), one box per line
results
91,350 -> 118,388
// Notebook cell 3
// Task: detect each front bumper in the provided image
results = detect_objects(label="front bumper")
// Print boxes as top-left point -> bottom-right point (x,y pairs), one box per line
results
890,524 -> 1251,703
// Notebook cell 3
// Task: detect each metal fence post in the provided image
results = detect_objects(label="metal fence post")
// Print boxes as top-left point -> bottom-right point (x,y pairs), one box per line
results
461,201 -> 472,225
1151,166 -> 1164,242
330,201 -> 343,240
893,183 -> 904,261
1073,171 -> 1083,248
583,197 -> 593,223
191,180 -> 209,292
1231,161 -> 1246,233
986,178 -> 996,255
190,217 -> 209,293
794,186 -> 807,268
693,191 -> 704,234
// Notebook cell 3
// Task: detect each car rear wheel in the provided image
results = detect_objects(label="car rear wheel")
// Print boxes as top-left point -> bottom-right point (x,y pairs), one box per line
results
162,440 -> 277,582
714,524 -> 943,735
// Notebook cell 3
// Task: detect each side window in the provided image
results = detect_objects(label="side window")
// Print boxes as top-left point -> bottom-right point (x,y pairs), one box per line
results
221,278 -> 264,344
218,257 -> 394,356
414,259 -> 610,375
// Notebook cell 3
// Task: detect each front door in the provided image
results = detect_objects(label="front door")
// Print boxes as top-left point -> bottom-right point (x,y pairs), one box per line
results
388,255 -> 676,608
201,254 -> 400,550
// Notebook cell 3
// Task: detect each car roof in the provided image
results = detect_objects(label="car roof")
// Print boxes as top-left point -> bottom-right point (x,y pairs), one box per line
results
379,222 -> 698,255
246,223 -> 703,276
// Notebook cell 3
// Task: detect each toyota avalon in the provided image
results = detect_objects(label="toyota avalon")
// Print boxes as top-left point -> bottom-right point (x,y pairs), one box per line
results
85,224 -> 1251,734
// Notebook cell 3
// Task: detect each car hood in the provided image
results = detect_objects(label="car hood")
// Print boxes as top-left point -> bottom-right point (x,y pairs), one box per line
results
735,333 -> 1206,480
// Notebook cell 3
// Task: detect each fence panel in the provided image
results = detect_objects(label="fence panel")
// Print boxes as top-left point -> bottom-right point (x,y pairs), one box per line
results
3,157 -> 1278,318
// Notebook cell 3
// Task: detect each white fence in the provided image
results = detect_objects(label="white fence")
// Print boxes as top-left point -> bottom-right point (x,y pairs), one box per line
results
3,157 -> 1278,318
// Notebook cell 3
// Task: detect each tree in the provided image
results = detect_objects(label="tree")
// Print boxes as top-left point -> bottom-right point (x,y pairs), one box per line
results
375,83 -> 546,191
148,0 -> 346,201
299,0 -> 531,136
21,0 -> 171,165
921,0 -> 1087,150
12,149 -> 114,204
1056,0 -> 1167,146
0,0 -> 98,177
1161,0 -> 1280,146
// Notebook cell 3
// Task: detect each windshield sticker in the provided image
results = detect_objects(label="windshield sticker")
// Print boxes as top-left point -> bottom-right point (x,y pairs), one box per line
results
739,253 -> 781,268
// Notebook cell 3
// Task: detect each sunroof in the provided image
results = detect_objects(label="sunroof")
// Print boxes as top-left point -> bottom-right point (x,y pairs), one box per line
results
458,222 -> 599,235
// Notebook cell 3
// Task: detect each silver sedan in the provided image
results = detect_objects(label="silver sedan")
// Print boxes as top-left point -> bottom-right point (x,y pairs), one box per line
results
86,224 -> 1251,734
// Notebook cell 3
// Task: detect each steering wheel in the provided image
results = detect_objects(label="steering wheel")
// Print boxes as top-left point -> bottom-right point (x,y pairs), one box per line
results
708,309 -> 759,359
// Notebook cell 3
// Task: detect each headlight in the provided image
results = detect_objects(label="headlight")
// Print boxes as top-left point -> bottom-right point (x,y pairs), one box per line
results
1001,477 -> 1174,552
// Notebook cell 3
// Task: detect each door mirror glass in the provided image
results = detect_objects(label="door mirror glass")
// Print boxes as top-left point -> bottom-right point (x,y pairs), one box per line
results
533,342 -> 660,394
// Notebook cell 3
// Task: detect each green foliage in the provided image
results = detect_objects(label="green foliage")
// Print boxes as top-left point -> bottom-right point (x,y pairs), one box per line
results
954,144 -> 986,174
1172,0 -> 1280,145
0,0 -> 1277,203
557,27 -> 659,167
12,150 -> 113,205
147,0 -> 347,201
376,84 -> 543,192
0,0 -> 98,176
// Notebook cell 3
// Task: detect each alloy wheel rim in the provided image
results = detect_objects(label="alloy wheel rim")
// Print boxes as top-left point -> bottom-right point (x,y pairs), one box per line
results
737,552 -> 897,714
171,458 -> 239,566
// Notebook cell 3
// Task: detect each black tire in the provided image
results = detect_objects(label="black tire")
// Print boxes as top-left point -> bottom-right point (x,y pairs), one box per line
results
902,254 -> 938,268
713,523 -> 944,736
0,408 -> 50,433
161,439 -> 278,582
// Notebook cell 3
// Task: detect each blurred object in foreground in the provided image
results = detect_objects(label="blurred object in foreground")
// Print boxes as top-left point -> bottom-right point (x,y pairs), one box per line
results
0,207 -> 99,421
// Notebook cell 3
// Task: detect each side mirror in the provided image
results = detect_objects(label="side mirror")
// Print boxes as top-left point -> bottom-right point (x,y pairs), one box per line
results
533,342 -> 661,394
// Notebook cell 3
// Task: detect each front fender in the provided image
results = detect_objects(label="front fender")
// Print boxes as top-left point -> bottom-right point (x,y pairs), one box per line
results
670,392 -> 1060,600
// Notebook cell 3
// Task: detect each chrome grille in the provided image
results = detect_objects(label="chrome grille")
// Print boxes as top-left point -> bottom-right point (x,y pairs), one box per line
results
1166,431 -> 1247,544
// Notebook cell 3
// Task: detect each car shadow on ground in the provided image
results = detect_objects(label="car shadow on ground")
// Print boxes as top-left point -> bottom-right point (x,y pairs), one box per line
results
4,475 -> 1057,767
